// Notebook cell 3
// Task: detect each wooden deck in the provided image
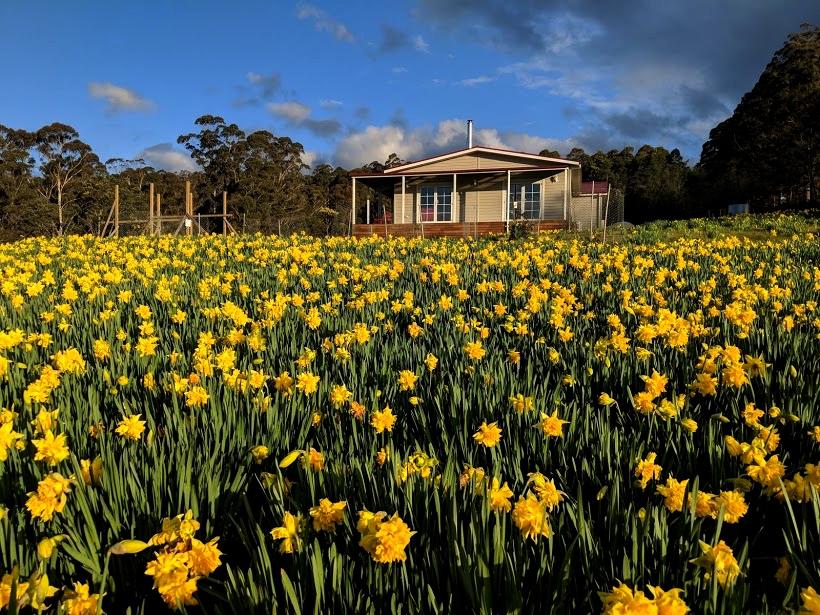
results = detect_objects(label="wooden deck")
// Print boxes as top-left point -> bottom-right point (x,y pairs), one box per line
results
352,220 -> 567,238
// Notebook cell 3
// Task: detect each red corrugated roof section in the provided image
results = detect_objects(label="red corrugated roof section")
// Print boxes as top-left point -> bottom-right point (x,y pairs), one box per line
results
579,180 -> 609,194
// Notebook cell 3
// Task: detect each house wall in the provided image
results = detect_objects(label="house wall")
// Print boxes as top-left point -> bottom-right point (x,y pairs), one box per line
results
541,172 -> 567,219
392,179 -> 502,224
392,181 -> 416,224
392,169 -> 572,224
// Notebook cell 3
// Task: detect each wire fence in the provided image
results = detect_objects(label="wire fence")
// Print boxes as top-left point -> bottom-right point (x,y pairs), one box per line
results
606,187 -> 625,225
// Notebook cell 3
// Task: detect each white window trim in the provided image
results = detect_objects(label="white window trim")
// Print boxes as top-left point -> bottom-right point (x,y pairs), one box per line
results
419,184 -> 454,223
508,181 -> 543,220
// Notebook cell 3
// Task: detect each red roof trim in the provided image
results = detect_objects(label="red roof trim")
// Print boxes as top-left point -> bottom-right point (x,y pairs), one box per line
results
458,145 -> 578,165
351,165 -> 570,178
579,180 -> 609,194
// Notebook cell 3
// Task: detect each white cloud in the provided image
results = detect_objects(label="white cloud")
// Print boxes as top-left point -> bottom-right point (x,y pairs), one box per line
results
392,66 -> 408,74
334,119 -> 575,168
413,35 -> 430,53
334,125 -> 425,169
296,4 -> 355,43
302,150 -> 319,168
432,119 -> 571,154
320,99 -> 343,109
138,144 -> 197,172
268,101 -> 312,123
88,82 -> 154,112
430,119 -> 469,148
457,75 -> 494,86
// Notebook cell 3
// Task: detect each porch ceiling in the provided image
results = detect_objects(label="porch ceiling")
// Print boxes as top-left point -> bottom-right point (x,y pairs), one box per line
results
350,175 -> 396,195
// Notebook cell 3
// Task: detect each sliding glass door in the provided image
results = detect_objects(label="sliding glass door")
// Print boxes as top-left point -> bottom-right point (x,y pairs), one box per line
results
419,186 -> 452,222
508,183 -> 541,220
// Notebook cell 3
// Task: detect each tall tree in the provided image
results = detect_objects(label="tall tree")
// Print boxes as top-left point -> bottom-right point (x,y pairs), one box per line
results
629,146 -> 690,221
33,123 -> 101,235
306,164 -> 351,235
384,153 -> 405,169
0,125 -> 35,205
232,130 -> 308,233
699,24 -> 819,207
177,115 -> 244,196
565,147 -> 591,170
0,125 -> 48,239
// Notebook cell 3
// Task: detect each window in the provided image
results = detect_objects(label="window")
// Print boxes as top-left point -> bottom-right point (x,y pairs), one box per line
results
420,186 -> 435,221
508,183 -> 541,220
419,186 -> 452,222
435,187 -> 451,222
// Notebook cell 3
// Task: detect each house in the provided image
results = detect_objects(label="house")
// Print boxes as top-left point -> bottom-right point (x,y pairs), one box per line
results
350,122 -> 612,237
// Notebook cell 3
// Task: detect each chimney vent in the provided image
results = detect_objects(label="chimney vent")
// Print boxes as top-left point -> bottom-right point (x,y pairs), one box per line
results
467,119 -> 473,148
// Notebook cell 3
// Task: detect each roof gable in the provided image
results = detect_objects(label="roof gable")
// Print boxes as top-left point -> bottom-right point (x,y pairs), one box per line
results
383,146 -> 579,174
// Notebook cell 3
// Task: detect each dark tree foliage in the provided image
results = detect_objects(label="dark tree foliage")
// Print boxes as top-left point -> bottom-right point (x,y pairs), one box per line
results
383,153 -> 406,169
177,115 -> 246,196
0,125 -> 48,239
559,145 -> 694,223
698,24 -> 819,208
305,164 -> 353,236
33,123 -> 102,235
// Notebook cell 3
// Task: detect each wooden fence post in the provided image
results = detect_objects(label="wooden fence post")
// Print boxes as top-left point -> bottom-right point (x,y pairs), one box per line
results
149,183 -> 155,235
222,191 -> 228,236
590,180 -> 595,239
156,194 -> 162,236
185,180 -> 192,237
114,185 -> 120,237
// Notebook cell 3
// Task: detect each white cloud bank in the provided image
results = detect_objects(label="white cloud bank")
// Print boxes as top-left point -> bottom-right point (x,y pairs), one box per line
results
333,119 -> 574,168
138,143 -> 197,172
268,101 -> 312,123
88,82 -> 154,112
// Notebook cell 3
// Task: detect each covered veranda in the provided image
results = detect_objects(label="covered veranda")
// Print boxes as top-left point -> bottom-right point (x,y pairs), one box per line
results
349,167 -> 570,238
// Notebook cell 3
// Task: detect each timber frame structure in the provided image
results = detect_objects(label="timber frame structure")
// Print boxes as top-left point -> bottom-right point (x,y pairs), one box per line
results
101,180 -> 236,237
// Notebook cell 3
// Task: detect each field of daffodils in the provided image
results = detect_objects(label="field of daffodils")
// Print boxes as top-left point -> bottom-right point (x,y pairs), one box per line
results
1,216 -> 819,613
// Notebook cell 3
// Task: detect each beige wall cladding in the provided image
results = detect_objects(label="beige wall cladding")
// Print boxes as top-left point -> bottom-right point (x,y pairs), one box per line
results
409,154 -> 481,172
392,181 -> 417,224
540,172 -> 566,219
475,181 -> 505,222
396,151 -> 555,174
476,152 -> 550,170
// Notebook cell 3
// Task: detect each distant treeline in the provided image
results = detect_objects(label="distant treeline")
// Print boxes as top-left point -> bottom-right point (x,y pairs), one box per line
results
0,25 -> 816,239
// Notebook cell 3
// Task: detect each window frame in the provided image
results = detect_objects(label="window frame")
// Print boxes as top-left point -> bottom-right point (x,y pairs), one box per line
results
418,184 -> 453,223
508,182 -> 542,220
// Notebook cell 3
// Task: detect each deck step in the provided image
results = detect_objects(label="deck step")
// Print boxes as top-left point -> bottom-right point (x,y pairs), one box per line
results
352,221 -> 566,238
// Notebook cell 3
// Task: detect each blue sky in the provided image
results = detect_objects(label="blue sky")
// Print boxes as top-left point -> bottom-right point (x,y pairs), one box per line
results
2,1 -> 818,170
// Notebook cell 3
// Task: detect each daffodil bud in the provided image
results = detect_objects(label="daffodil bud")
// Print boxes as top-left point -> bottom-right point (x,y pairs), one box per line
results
36,535 -> 65,560
278,450 -> 302,468
109,539 -> 151,555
